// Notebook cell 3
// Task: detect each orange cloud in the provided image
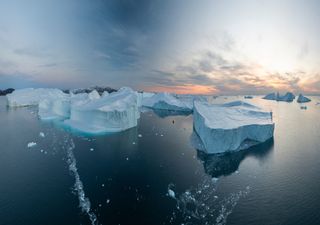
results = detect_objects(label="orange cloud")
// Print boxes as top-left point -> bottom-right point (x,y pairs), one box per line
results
144,84 -> 218,95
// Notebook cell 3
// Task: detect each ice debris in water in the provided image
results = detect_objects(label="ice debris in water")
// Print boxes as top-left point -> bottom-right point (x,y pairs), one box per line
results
168,184 -> 176,199
167,176 -> 250,225
90,148 -> 94,151
65,138 -> 98,225
138,134 -> 143,138
27,142 -> 37,148
39,132 -> 45,138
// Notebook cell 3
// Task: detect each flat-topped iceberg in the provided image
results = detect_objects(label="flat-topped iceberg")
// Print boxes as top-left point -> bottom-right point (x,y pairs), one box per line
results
297,94 -> 311,103
142,92 -> 193,112
263,92 -> 295,102
6,88 -> 67,107
64,87 -> 140,134
193,101 -> 274,154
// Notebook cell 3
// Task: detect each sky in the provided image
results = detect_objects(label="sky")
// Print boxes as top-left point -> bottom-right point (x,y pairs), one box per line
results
0,0 -> 319,94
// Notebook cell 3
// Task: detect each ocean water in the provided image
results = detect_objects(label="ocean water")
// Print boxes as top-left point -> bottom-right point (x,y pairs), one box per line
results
0,96 -> 320,225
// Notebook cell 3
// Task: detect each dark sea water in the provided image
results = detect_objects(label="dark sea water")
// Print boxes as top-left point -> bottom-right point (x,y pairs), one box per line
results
0,96 -> 320,225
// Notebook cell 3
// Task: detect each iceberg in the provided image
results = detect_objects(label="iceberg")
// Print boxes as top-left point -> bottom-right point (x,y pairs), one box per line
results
142,92 -> 193,112
262,92 -> 295,102
64,87 -> 140,134
38,90 -> 100,120
6,88 -> 67,107
193,101 -> 274,154
297,94 -> 311,103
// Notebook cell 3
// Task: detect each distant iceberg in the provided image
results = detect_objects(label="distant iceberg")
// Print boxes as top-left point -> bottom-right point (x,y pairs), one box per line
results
64,87 -> 140,134
193,101 -> 274,154
142,92 -> 193,112
6,88 -> 67,107
263,92 -> 295,102
297,94 -> 311,103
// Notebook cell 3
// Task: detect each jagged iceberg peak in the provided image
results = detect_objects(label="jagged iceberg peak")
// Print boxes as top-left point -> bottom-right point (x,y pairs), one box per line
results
263,92 -> 295,102
142,92 -> 193,112
6,88 -> 68,107
297,94 -> 311,103
193,101 -> 274,154
63,87 -> 140,134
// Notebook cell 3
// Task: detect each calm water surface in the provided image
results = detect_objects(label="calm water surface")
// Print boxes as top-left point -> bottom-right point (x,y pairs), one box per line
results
0,96 -> 320,225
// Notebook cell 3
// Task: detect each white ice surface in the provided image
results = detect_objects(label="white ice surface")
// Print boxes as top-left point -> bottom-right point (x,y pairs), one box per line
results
142,92 -> 193,112
193,101 -> 274,153
64,87 -> 140,133
7,88 -> 67,107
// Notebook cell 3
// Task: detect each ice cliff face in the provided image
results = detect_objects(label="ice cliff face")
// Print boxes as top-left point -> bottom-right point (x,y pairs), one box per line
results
193,101 -> 274,154
64,87 -> 140,134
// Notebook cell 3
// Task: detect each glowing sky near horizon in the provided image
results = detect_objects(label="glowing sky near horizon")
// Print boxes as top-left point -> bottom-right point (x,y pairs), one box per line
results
0,0 -> 319,94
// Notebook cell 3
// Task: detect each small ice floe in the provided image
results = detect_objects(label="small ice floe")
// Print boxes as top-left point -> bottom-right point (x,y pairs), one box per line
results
160,134 -> 164,137
168,189 -> 175,199
138,134 -> 142,138
106,199 -> 110,204
39,132 -> 45,138
126,157 -> 129,161
27,142 -> 37,148
40,149 -> 44,153
132,142 -> 136,145
167,184 -> 176,199
101,184 -> 105,187
90,148 -> 94,151
235,170 -> 239,174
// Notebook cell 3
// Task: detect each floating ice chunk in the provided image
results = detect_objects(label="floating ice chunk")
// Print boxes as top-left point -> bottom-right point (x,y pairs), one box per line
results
90,148 -> 94,151
297,94 -> 311,103
138,134 -> 142,138
142,92 -> 193,112
64,87 -> 140,134
193,101 -> 274,154
7,88 -> 67,107
168,189 -> 176,199
39,132 -> 45,138
263,92 -> 295,102
27,142 -> 37,148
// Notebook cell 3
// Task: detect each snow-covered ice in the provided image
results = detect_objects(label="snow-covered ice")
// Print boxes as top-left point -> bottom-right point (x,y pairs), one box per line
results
193,101 -> 274,154
64,87 -> 140,134
6,88 -> 67,107
142,92 -> 193,112
263,92 -> 295,102
39,132 -> 45,138
297,94 -> 311,103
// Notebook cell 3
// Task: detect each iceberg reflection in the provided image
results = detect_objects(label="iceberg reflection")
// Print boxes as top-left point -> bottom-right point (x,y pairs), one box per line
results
190,131 -> 274,177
